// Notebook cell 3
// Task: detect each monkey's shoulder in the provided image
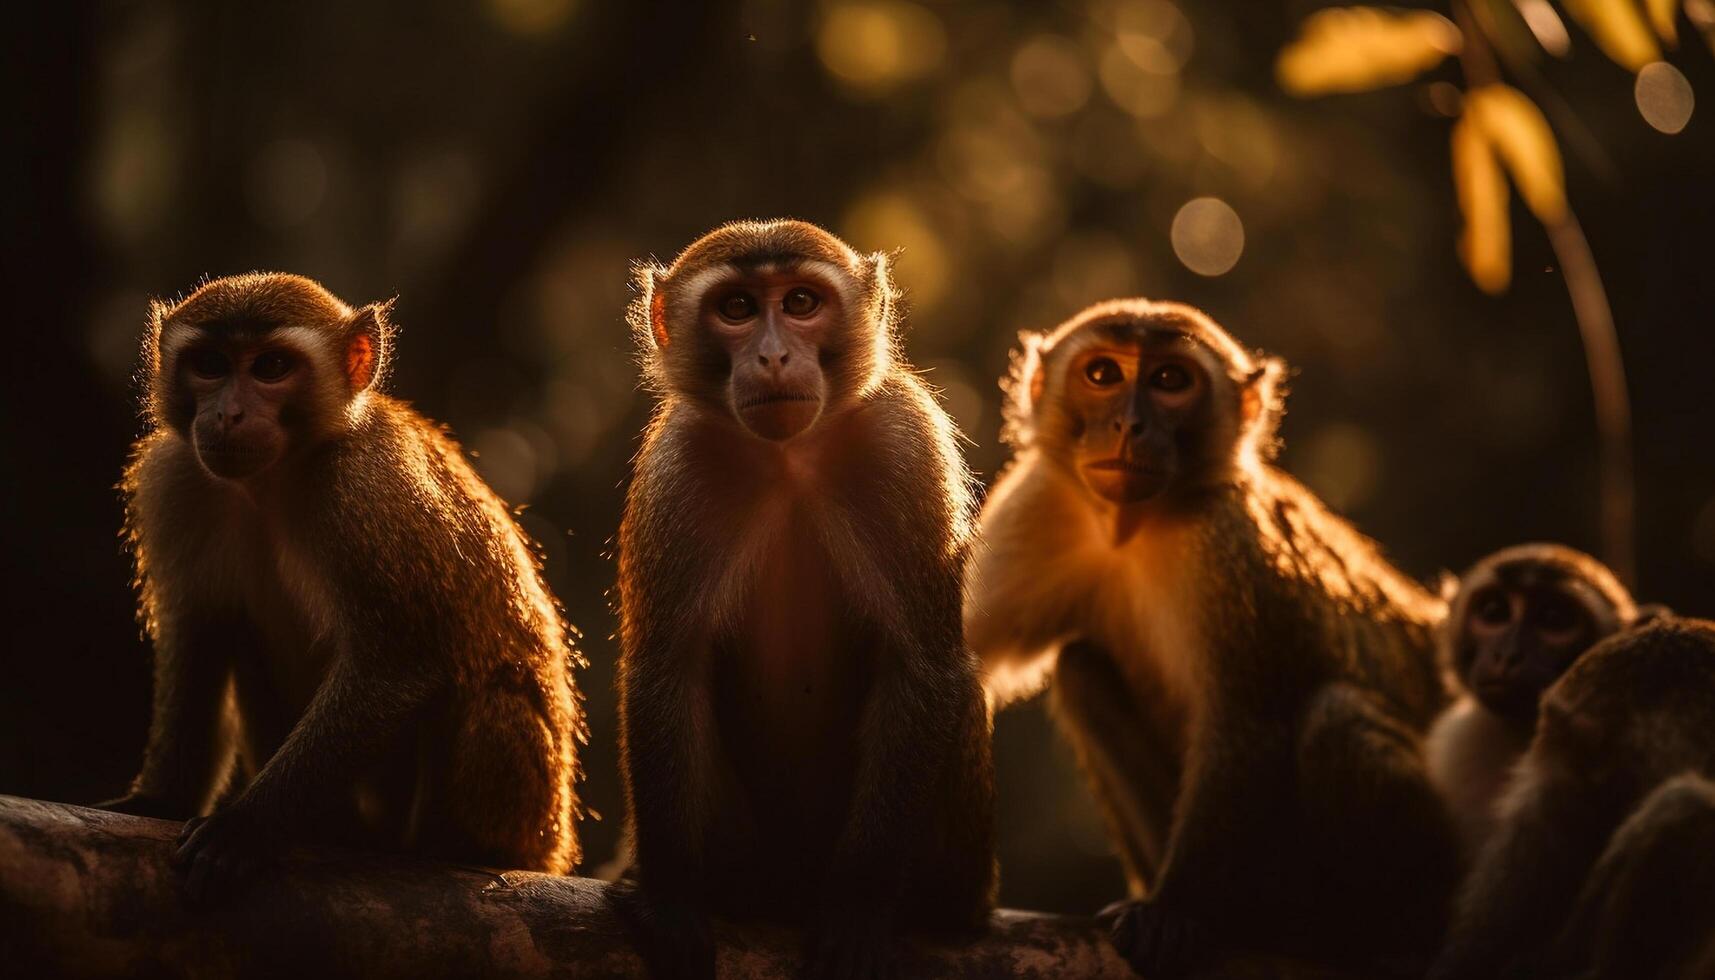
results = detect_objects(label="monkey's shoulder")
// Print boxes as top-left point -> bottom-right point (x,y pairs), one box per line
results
1238,470 -> 1442,626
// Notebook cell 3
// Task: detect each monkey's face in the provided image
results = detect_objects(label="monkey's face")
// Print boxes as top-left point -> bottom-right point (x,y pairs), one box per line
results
173,333 -> 315,481
1453,561 -> 1621,724
1041,327 -> 1239,506
701,272 -> 839,441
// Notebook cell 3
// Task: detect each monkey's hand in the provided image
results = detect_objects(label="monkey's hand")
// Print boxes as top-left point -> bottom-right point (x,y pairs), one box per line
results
97,791 -> 186,821
171,800 -> 284,906
803,906 -> 897,980
609,879 -> 716,980
1104,897 -> 1212,980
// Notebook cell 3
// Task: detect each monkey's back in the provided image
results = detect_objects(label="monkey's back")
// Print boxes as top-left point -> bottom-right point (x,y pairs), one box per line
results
125,397 -> 584,873
342,398 -> 585,867
1541,618 -> 1715,781
1209,469 -> 1448,728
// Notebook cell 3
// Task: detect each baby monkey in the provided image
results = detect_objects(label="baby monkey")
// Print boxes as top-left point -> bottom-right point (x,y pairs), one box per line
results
616,220 -> 995,979
1433,617 -> 1715,980
1427,543 -> 1657,853
105,273 -> 582,900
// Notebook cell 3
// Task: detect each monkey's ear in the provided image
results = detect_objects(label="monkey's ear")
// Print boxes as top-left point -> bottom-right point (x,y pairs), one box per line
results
1436,571 -> 1461,603
630,264 -> 671,351
344,300 -> 394,392
1000,332 -> 1048,448
1632,604 -> 1674,628
1240,355 -> 1287,430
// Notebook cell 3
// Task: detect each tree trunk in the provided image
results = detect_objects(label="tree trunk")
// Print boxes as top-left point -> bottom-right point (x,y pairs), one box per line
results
0,795 -> 1131,979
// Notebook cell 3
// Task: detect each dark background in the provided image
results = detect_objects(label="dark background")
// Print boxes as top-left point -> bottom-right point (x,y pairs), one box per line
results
4,0 -> 1712,914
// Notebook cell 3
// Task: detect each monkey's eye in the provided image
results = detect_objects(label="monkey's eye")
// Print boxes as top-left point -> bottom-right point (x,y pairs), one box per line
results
185,349 -> 230,379
1472,591 -> 1512,628
718,293 -> 758,322
251,350 -> 295,382
782,287 -> 820,317
1149,363 -> 1193,392
1083,357 -> 1124,387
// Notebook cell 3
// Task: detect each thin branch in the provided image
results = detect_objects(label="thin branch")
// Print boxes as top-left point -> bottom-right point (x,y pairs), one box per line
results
1451,0 -> 1637,585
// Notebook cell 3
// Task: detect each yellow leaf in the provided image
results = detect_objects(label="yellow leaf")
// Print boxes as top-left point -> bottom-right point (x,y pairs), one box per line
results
1452,114 -> 1511,294
1646,0 -> 1680,44
1277,7 -> 1461,96
1562,0 -> 1662,70
1466,85 -> 1568,223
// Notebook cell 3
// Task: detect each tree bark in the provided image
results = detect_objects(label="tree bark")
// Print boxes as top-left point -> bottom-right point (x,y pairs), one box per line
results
0,795 -> 1132,979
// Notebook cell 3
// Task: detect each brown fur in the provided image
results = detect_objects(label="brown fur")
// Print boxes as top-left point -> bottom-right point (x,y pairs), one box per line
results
1433,618 -> 1715,979
108,273 -> 582,884
616,220 -> 994,977
966,298 -> 1455,976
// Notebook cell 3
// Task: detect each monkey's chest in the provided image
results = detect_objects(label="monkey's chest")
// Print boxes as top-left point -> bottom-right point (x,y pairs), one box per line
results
713,525 -> 869,831
234,545 -> 339,724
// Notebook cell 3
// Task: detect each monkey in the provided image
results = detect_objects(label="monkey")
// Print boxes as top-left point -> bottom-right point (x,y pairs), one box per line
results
963,299 -> 1458,977
1430,617 -> 1715,980
614,219 -> 995,979
1425,543 -> 1648,855
1539,772 -> 1715,980
100,272 -> 583,901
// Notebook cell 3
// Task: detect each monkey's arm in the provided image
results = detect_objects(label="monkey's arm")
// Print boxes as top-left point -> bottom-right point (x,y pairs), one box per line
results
963,459 -> 1083,705
172,625 -> 443,902
109,611 -> 241,820
1429,768 -> 1617,980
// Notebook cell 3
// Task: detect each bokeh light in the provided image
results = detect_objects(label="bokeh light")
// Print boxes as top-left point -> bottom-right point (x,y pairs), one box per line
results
1010,35 -> 1093,119
484,0 -> 577,37
246,139 -> 328,232
1515,0 -> 1571,56
1635,61 -> 1695,134
816,0 -> 947,98
1299,423 -> 1382,512
841,190 -> 952,312
1169,197 -> 1244,276
1098,41 -> 1180,119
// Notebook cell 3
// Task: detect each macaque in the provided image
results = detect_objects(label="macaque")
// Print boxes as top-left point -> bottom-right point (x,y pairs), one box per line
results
965,299 -> 1457,976
1432,618 -> 1715,980
615,220 -> 995,979
1426,544 -> 1645,854
104,273 -> 582,900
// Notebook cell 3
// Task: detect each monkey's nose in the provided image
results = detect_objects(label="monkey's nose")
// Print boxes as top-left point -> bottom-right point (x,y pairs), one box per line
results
758,351 -> 790,367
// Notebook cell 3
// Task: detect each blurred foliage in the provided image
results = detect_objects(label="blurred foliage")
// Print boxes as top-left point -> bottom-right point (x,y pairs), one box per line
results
1278,0 -> 1698,293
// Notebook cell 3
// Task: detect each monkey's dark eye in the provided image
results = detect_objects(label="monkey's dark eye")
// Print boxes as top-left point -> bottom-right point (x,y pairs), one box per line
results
186,349 -> 229,379
251,350 -> 294,382
1084,357 -> 1124,386
782,287 -> 820,317
1149,363 -> 1193,392
719,293 -> 758,322
1473,591 -> 1512,627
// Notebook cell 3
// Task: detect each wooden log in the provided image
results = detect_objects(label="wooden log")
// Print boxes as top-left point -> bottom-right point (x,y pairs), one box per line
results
0,795 -> 1132,979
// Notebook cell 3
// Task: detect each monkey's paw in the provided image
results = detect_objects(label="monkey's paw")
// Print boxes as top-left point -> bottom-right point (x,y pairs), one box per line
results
1104,897 -> 1212,979
171,803 -> 282,906
803,909 -> 897,980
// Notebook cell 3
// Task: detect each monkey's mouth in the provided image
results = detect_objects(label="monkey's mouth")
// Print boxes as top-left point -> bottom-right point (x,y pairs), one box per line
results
1086,458 -> 1164,476
739,392 -> 819,410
